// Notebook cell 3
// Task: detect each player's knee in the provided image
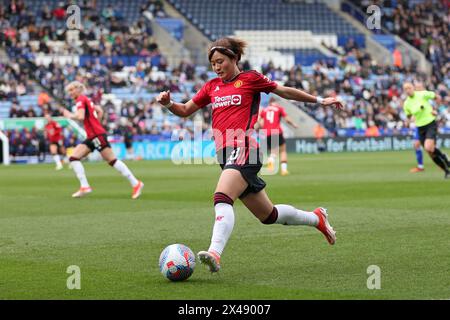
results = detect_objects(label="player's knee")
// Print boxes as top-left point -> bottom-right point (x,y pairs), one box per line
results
108,159 -> 117,167
213,192 -> 234,206
262,206 -> 278,225
69,156 -> 80,162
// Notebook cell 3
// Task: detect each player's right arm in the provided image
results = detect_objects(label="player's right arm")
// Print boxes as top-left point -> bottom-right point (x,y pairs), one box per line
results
254,110 -> 265,131
284,115 -> 299,129
157,90 -> 201,117
423,91 -> 439,116
94,104 -> 104,120
402,100 -> 413,127
60,106 -> 85,121
423,90 -> 436,100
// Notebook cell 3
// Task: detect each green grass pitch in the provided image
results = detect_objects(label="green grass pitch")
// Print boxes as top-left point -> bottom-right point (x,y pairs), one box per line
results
0,151 -> 449,299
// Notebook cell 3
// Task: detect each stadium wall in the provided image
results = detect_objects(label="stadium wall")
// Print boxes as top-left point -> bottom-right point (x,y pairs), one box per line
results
0,118 -> 85,138
110,140 -> 217,162
0,130 -> 10,165
104,135 -> 450,161
286,135 -> 450,154
6,135 -> 450,164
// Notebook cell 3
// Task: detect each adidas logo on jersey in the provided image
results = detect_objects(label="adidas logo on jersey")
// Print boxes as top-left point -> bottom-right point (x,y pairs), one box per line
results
214,86 -> 220,92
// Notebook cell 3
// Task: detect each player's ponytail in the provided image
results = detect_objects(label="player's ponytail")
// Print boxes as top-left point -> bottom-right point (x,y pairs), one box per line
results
208,37 -> 248,64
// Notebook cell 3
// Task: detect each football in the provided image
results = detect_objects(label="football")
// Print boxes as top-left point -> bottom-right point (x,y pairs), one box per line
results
159,244 -> 196,281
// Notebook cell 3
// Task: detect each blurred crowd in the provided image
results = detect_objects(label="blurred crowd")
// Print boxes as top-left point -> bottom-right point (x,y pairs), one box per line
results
1,0 -> 211,145
5,126 -> 80,158
0,54 -> 35,99
264,38 -> 449,137
1,0 -> 169,96
353,0 -> 449,82
0,0 -> 167,53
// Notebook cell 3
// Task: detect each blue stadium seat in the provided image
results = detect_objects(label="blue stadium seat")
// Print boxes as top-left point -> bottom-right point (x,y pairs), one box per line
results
170,0 -> 360,40
23,0 -> 148,23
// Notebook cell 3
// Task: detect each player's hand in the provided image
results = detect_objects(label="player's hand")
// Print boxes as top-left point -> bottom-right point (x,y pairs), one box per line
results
431,110 -> 438,117
157,90 -> 171,107
322,97 -> 344,111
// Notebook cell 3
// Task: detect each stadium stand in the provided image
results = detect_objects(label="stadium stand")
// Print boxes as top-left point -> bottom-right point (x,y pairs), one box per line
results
167,0 -> 365,70
0,0 -> 449,159
167,0 -> 362,38
349,0 -> 449,83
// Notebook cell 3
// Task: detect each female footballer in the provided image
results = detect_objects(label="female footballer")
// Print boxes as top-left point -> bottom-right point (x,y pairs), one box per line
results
257,96 -> 299,175
44,112 -> 66,170
157,38 -> 343,273
61,81 -> 144,198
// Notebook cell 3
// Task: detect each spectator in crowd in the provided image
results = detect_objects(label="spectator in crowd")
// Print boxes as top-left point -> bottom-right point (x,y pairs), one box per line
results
365,121 -> 380,137
314,123 -> 327,152
41,5 -> 52,21
6,125 -> 81,159
38,91 -> 51,107
52,2 -> 66,20
352,0 -> 449,82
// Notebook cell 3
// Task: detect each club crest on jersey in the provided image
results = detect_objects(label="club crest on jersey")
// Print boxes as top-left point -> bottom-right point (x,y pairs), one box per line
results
234,80 -> 243,88
212,95 -> 242,109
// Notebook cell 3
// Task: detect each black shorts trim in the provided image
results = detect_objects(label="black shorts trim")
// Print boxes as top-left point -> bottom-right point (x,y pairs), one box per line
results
49,141 -> 62,148
218,147 -> 266,199
47,141 -> 64,154
418,121 -> 437,146
125,141 -> 132,149
266,133 -> 286,151
83,134 -> 111,152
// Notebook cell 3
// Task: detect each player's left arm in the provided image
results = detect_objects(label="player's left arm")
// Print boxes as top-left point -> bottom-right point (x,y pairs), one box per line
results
424,90 -> 436,100
94,104 -> 104,120
157,91 -> 202,117
284,115 -> 299,129
272,85 -> 343,110
403,100 -> 413,127
60,106 -> 85,121
422,91 -> 439,116
254,113 -> 264,131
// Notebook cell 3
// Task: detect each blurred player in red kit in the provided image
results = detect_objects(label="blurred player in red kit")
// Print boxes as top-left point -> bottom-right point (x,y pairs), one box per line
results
44,112 -> 65,170
60,81 -> 144,199
257,96 -> 298,175
157,37 -> 343,273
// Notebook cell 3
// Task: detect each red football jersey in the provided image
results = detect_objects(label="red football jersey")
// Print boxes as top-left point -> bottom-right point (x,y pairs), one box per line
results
193,70 -> 277,151
260,103 -> 287,136
45,120 -> 63,143
76,95 -> 106,139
